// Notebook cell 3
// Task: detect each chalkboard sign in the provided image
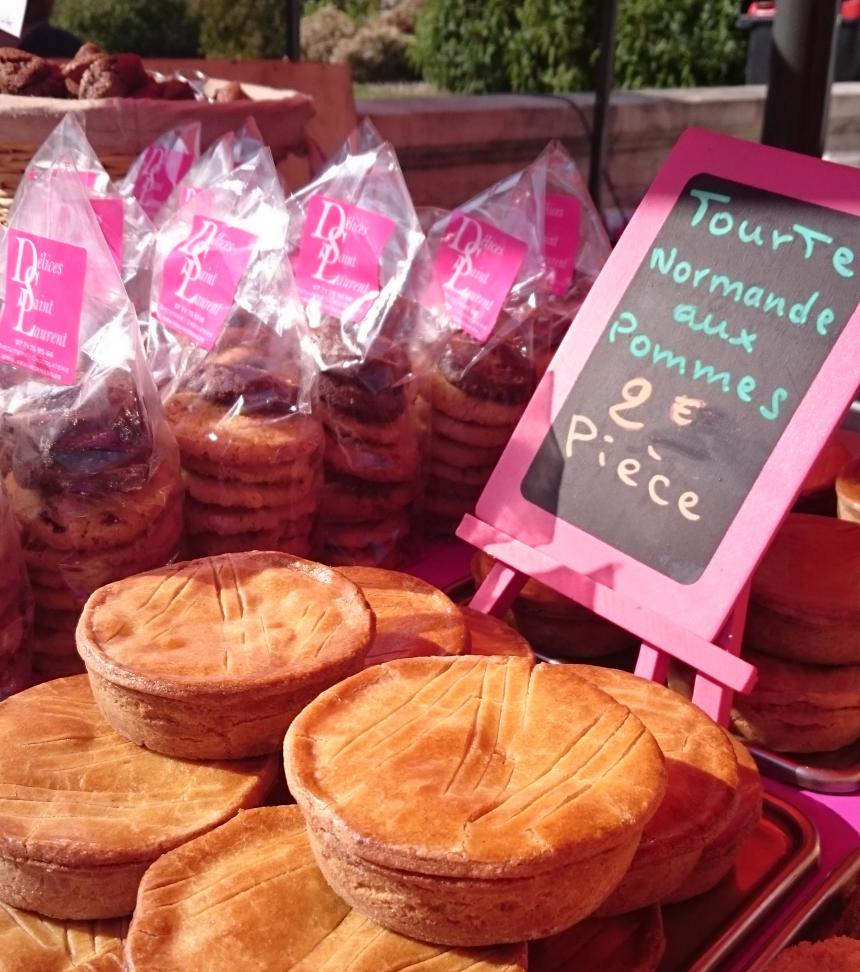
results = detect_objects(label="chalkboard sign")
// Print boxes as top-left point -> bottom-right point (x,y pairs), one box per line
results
521,173 -> 858,583
471,129 -> 860,638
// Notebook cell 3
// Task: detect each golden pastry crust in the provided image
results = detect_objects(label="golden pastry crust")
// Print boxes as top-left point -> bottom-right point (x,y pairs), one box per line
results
570,667 -> 739,913
766,937 -> 860,971
125,806 -> 527,972
836,457 -> 860,524
285,656 -> 666,944
529,906 -> 665,972
746,514 -> 860,664
78,552 -> 372,693
0,676 -> 275,918
77,552 -> 374,758
666,733 -> 763,901
0,900 -> 126,972
338,566 -> 468,666
461,606 -> 535,659
732,650 -> 860,753
799,438 -> 852,496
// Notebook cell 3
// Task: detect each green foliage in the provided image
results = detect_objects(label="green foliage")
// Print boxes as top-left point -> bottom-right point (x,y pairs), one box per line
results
187,0 -> 286,59
53,0 -> 200,56
507,0 -> 601,92
614,0 -> 746,89
302,0 -> 377,19
411,0 -> 516,93
412,0 -> 746,93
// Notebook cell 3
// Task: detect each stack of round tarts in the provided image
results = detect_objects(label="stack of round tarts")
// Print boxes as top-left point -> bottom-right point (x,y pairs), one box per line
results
735,514 -> 860,753
0,552 -> 763,969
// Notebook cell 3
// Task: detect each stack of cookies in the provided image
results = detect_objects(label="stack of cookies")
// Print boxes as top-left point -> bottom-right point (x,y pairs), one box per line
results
0,488 -> 31,698
1,371 -> 183,682
316,337 -> 422,567
166,330 -> 323,559
734,513 -> 860,753
424,332 -> 535,535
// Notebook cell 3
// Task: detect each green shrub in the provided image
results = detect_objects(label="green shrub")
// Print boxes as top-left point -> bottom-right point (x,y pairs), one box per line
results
301,5 -> 356,61
332,20 -> 418,82
53,0 -> 200,56
412,0 -> 746,93
187,0 -> 286,59
614,0 -> 746,89
411,0 -> 516,93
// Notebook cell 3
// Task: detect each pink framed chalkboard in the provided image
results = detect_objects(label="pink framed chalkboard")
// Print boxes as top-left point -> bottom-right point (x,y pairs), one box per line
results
467,128 -> 860,648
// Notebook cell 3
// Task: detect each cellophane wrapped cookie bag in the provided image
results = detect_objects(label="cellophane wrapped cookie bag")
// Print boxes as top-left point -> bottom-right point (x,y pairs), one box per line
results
531,141 -> 611,379
418,159 -> 553,538
149,145 -> 321,559
287,122 -> 438,568
0,481 -> 32,699
155,119 -> 265,229
10,115 -> 157,317
119,121 -> 201,223
0,157 -> 182,682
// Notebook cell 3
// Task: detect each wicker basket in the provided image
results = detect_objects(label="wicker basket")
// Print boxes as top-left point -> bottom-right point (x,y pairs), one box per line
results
0,78 -> 316,223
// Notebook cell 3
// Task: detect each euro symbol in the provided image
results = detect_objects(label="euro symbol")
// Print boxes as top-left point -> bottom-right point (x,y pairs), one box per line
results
670,395 -> 706,427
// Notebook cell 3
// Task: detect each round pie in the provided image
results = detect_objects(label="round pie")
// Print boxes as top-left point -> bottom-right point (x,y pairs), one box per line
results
76,552 -> 374,759
745,514 -> 860,665
338,566 -> 468,666
461,606 -> 535,659
285,655 -> 667,946
126,805 -> 527,971
0,902 -> 126,972
570,666 -> 740,914
0,676 -> 275,919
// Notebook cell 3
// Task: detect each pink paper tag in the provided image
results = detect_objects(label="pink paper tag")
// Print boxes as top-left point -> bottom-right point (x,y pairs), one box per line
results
0,230 -> 86,384
134,147 -> 194,219
294,195 -> 396,321
434,213 -> 527,342
157,214 -> 257,349
545,193 -> 581,296
89,197 -> 123,272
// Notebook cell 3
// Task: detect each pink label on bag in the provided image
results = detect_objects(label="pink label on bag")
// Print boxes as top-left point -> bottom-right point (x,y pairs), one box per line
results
294,196 -> 396,322
90,197 -> 124,272
134,147 -> 194,219
434,213 -> 527,342
0,230 -> 86,384
157,214 -> 256,349
545,193 -> 581,296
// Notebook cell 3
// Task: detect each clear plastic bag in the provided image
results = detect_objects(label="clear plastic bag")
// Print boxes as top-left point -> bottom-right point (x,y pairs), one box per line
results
148,146 -> 321,559
10,115 -> 157,318
286,121 -> 434,568
0,155 -> 182,681
530,141 -> 611,378
118,122 -> 201,223
0,481 -> 32,699
418,158 -> 552,537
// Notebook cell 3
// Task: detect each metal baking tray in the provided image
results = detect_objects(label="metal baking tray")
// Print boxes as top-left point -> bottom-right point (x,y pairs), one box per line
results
658,793 -> 819,972
744,849 -> 860,971
746,740 -> 860,795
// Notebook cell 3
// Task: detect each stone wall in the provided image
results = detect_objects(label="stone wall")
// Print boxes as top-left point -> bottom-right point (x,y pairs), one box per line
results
359,84 -> 860,223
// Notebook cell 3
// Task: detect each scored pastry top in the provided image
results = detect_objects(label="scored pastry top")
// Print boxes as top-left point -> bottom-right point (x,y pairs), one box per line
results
125,805 -> 526,972
0,676 -> 275,866
285,656 -> 666,878
77,552 -> 374,695
338,566 -> 468,666
751,514 -> 860,618
569,667 -> 740,856
0,901 -> 126,972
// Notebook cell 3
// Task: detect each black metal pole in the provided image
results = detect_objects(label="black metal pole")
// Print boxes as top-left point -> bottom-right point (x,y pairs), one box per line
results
285,1 -> 301,60
589,0 -> 619,211
761,0 -> 840,156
